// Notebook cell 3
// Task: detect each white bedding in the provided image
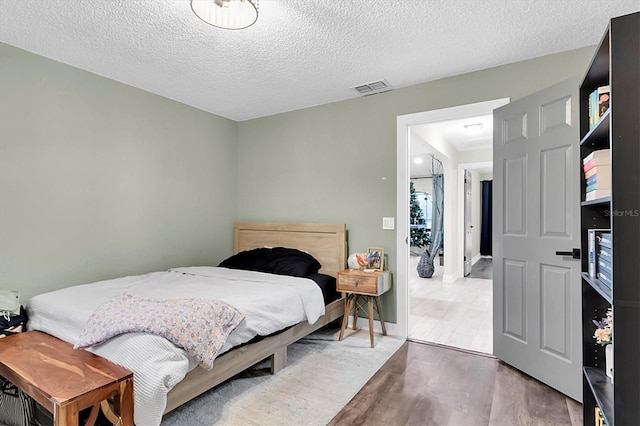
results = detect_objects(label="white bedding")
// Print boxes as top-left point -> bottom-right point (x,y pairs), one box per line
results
27,266 -> 325,426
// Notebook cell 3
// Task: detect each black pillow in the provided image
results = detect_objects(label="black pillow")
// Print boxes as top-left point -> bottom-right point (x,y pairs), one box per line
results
265,247 -> 322,277
218,247 -> 270,272
218,247 -> 321,277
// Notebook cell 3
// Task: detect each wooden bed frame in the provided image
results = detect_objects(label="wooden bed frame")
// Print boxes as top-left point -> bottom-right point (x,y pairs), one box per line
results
164,222 -> 347,413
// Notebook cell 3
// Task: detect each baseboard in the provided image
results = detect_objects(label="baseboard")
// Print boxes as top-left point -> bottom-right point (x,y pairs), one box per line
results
442,273 -> 458,283
346,317 -> 398,337
472,253 -> 481,265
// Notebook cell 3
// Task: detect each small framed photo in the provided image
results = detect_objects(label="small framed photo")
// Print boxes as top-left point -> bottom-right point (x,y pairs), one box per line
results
366,247 -> 384,271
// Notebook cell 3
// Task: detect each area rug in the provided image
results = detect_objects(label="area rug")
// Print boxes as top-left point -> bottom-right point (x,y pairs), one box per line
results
161,324 -> 403,426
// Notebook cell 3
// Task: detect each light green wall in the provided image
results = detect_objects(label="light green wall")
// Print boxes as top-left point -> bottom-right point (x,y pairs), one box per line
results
237,46 -> 596,323
0,43 -> 239,302
1,41 -> 596,322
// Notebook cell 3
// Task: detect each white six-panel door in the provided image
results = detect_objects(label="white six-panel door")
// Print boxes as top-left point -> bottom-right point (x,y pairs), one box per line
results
492,77 -> 582,402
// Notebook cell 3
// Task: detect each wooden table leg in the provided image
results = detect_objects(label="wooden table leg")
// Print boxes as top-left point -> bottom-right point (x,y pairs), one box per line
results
352,295 -> 359,330
367,297 -> 375,348
100,377 -> 134,426
119,377 -> 134,426
339,294 -> 353,341
54,404 -> 79,426
375,296 -> 387,336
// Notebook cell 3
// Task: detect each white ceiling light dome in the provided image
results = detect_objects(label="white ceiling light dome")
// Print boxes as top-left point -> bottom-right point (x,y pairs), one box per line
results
191,0 -> 259,30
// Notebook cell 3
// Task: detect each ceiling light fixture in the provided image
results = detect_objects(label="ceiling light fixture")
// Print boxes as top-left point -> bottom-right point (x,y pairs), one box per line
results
464,123 -> 483,135
191,0 -> 259,30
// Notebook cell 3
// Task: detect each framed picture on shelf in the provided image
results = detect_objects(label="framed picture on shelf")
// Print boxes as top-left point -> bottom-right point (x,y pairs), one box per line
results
366,247 -> 384,271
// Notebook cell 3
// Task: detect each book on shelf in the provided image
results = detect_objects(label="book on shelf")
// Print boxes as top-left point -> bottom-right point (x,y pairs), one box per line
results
598,259 -> 613,285
588,85 -> 610,129
588,229 -> 610,278
585,171 -> 611,187
597,242 -> 613,288
599,244 -> 612,263
583,160 -> 610,173
584,165 -> 607,179
583,156 -> 610,173
599,233 -> 612,248
594,230 -> 612,288
589,89 -> 598,129
598,257 -> 612,275
598,272 -> 613,289
584,164 -> 608,179
585,189 -> 611,201
586,183 -> 611,192
583,148 -> 611,165
597,85 -> 610,118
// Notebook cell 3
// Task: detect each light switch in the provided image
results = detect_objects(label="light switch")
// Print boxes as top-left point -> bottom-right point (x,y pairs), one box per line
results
382,217 -> 395,230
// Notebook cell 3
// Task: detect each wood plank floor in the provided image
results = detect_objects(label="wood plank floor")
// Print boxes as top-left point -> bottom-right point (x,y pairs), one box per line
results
329,341 -> 582,426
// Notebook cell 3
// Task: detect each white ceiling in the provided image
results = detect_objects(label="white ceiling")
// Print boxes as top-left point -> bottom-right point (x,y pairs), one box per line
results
1,1 -> 638,122
428,114 -> 495,152
409,112 -> 494,178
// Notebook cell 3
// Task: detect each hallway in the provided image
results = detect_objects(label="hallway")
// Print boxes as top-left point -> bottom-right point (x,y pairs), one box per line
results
467,257 -> 492,279
408,255 -> 493,354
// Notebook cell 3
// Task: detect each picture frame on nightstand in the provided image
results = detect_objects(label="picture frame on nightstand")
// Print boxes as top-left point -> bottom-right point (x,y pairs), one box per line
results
366,247 -> 384,270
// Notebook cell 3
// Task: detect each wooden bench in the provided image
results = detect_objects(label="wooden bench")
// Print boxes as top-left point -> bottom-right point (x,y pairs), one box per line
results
0,331 -> 133,426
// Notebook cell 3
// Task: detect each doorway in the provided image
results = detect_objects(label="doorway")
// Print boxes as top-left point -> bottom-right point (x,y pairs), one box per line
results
460,164 -> 493,280
397,98 -> 509,355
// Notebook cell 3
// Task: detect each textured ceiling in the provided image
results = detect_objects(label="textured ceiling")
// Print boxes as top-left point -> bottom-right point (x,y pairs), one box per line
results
0,1 -> 638,122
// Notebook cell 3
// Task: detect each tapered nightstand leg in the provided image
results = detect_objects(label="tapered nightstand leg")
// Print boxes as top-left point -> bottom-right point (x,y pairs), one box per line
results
352,295 -> 359,330
339,294 -> 353,341
375,296 -> 387,336
367,297 -> 375,348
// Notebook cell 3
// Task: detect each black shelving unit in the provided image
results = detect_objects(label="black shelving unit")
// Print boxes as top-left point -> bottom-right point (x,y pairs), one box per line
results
579,11 -> 640,426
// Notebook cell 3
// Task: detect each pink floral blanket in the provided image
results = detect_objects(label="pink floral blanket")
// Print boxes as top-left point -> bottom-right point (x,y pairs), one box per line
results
75,293 -> 244,370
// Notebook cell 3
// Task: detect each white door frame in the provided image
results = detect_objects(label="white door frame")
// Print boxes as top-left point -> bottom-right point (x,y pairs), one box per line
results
396,98 -> 509,339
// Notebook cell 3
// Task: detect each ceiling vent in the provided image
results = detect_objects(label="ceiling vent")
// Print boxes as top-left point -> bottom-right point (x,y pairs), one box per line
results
353,79 -> 392,96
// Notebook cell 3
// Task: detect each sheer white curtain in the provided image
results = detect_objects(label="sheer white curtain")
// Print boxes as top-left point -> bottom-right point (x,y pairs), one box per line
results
429,172 -> 444,259
417,157 -> 444,278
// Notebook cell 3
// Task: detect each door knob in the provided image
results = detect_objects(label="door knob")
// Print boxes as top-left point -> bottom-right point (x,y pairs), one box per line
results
555,248 -> 580,259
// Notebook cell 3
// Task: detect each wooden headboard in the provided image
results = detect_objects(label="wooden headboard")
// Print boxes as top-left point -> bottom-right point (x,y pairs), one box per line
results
234,222 -> 347,277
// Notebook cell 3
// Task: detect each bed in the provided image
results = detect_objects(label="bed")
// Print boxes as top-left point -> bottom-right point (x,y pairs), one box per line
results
26,222 -> 347,425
